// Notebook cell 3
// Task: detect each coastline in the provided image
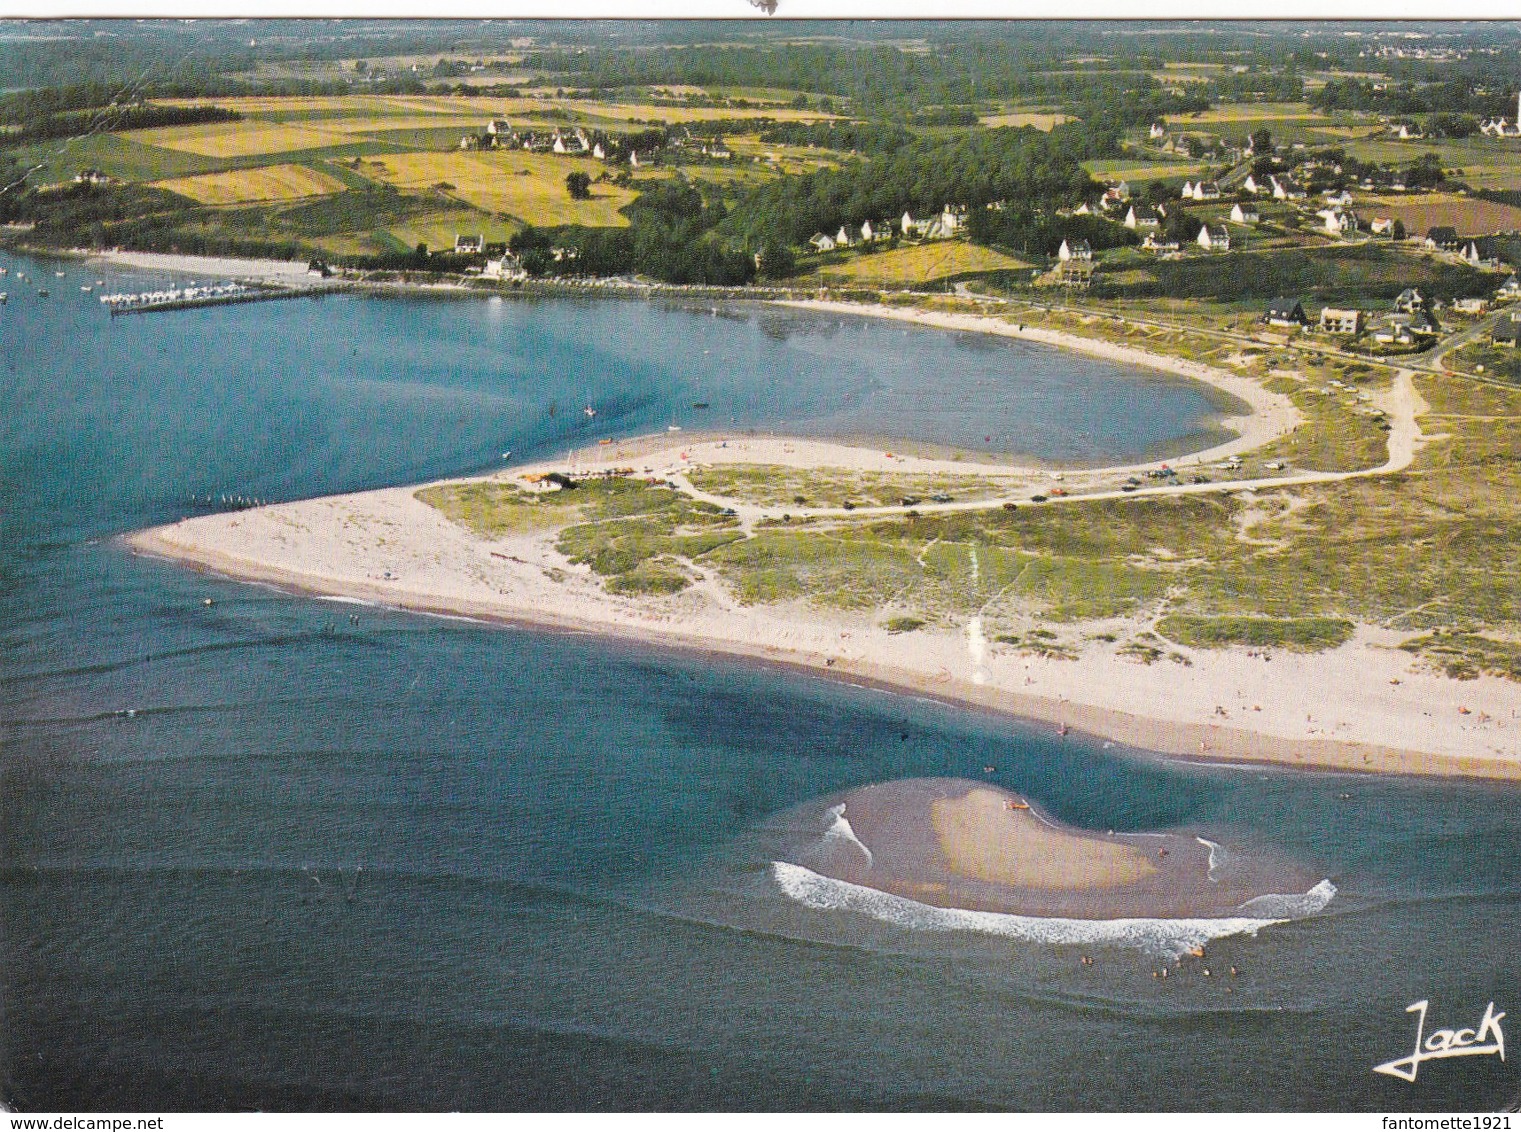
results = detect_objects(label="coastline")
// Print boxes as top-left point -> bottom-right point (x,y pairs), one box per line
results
125,446 -> 1521,782
90,249 -> 1517,781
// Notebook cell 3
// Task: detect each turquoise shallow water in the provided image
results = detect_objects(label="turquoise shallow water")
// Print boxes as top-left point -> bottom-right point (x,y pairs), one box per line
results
2,250 -> 1519,1111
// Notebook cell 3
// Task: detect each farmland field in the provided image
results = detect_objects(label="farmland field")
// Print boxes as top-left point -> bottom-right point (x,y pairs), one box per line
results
978,112 -> 1070,130
1084,158 -> 1204,182
1169,102 -> 1326,124
384,207 -> 519,252
134,121 -> 351,157
1357,193 -> 1521,236
152,162 -> 348,205
813,240 -> 1032,284
364,151 -> 640,226
1337,136 -> 1521,189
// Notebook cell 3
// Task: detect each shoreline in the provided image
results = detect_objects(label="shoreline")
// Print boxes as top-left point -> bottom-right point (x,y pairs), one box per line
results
125,474 -> 1521,783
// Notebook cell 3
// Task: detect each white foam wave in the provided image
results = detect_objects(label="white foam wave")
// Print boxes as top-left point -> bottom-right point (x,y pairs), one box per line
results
821,804 -> 874,867
771,861 -> 1334,958
315,595 -> 375,606
1236,879 -> 1337,919
1195,837 -> 1225,882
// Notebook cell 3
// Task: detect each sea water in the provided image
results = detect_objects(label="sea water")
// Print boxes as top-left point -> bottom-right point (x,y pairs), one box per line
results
3,250 -> 1519,1111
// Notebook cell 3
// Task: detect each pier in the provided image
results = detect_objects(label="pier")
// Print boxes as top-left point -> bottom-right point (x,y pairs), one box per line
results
101,280 -> 346,315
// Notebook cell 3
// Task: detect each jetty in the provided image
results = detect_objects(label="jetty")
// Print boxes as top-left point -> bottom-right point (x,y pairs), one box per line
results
100,280 -> 345,315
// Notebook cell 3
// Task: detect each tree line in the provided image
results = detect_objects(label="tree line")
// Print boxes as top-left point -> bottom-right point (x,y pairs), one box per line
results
0,104 -> 240,147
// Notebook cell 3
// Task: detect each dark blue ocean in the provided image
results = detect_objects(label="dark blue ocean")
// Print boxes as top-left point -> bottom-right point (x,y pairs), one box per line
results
2,250 -> 1518,1112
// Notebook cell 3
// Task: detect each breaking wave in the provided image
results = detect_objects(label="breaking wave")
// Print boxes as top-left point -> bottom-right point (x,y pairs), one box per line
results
821,803 -> 874,867
1195,837 -> 1225,882
1236,879 -> 1337,920
770,861 -> 1335,959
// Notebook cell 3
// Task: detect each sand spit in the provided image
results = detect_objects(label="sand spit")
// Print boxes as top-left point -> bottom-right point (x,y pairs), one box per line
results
787,778 -> 1317,920
127,453 -> 1521,781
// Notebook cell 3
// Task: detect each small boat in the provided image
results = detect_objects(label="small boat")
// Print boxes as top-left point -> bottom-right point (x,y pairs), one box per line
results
666,424 -> 682,432
54,270 -> 66,278
37,288 -> 49,297
1056,723 -> 1069,736
81,285 -> 92,292
691,401 -> 709,409
0,293 -> 7,304
598,438 -> 613,446
583,405 -> 596,418
1004,799 -> 1030,811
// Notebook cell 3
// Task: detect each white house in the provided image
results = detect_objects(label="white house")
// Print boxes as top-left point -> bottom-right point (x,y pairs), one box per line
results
592,141 -> 606,160
1149,122 -> 1167,140
1057,239 -> 1093,262
1318,307 -> 1363,335
1124,205 -> 1161,229
487,119 -> 511,136
835,225 -> 853,247
1242,173 -> 1265,195
1270,176 -> 1306,200
901,211 -> 916,235
1369,217 -> 1398,236
1317,208 -> 1358,236
1192,181 -> 1221,201
860,220 -> 875,243
1230,202 -> 1260,225
454,234 -> 485,254
482,254 -> 527,281
552,131 -> 568,154
1180,180 -> 1195,199
1197,224 -> 1230,251
629,151 -> 642,168
1498,274 -> 1521,300
809,233 -> 837,252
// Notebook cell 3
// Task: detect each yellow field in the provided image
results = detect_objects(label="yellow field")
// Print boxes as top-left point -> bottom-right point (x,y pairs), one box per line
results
979,112 -> 1070,130
386,208 -> 520,253
315,116 -> 492,136
815,240 -> 1032,285
1358,192 -> 1521,236
152,162 -> 347,204
367,151 -> 640,226
154,95 -> 414,115
375,93 -> 833,126
134,121 -> 347,157
1083,160 -> 1203,182
1306,125 -> 1386,139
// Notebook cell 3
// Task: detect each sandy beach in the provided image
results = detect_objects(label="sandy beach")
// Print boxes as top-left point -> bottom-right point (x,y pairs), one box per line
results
89,249 -> 320,285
